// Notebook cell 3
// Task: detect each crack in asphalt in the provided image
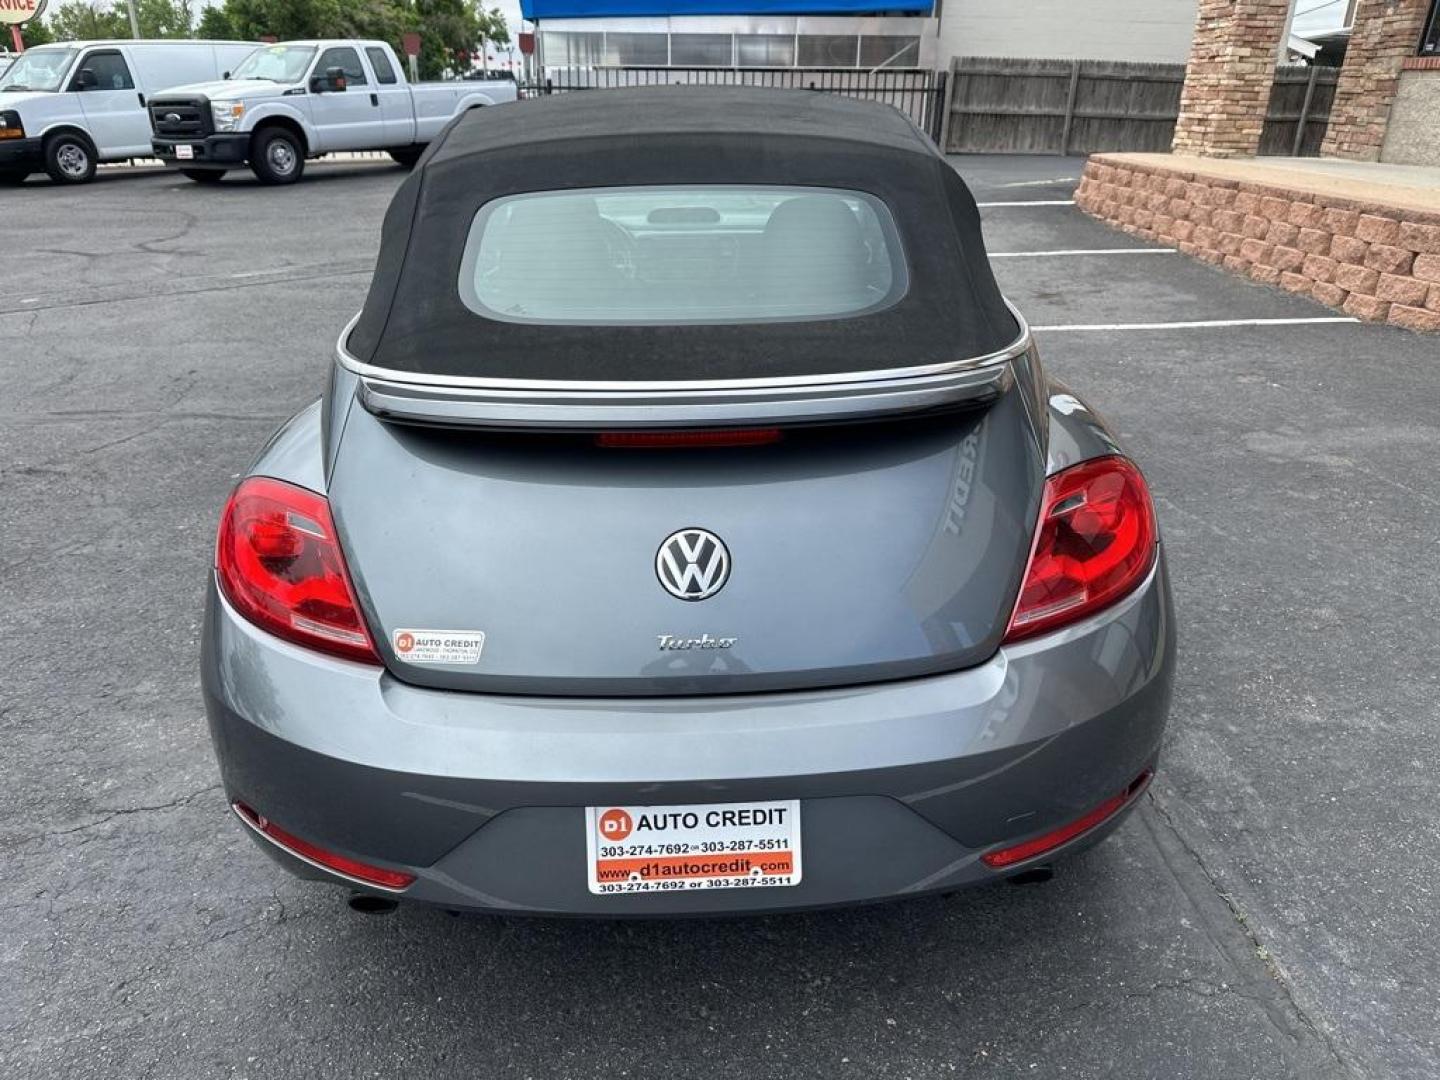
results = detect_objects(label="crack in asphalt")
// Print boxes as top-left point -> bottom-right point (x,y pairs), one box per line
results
8,409 -> 283,423
2,783 -> 223,852
0,260 -> 373,317
1061,975 -> 1239,1015
1143,790 -> 1362,1079
195,893 -> 338,948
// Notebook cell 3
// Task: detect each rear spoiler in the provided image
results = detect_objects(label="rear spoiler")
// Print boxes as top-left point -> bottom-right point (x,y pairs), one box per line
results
337,304 -> 1032,431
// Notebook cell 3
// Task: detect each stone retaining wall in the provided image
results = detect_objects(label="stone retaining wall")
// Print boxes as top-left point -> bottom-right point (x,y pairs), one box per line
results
1074,154 -> 1440,332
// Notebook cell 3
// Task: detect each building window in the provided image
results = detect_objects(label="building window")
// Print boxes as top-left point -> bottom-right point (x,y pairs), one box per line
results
736,34 -> 797,68
797,35 -> 859,67
1421,0 -> 1440,54
670,33 -> 733,66
605,33 -> 668,66
543,31 -> 604,68
858,36 -> 920,68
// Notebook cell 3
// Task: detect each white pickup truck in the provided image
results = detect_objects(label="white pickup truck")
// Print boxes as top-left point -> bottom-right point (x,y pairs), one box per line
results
147,39 -> 517,185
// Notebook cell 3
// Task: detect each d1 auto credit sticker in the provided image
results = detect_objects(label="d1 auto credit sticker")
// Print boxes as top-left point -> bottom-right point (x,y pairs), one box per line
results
391,629 -> 486,665
585,800 -> 802,895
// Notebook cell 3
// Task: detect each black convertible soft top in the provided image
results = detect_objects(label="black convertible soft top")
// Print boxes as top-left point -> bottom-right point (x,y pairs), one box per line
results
346,86 -> 1018,384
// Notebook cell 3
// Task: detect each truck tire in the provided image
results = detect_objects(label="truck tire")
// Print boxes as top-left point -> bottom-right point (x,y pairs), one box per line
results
250,127 -> 304,185
389,147 -> 424,169
181,168 -> 227,184
43,132 -> 97,184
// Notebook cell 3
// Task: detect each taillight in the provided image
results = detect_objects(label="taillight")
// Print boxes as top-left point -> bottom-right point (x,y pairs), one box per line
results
233,802 -> 415,890
1004,455 -> 1157,643
981,769 -> 1152,869
215,476 -> 380,664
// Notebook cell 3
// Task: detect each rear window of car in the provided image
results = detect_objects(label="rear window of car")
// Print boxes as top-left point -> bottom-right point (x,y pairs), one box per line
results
457,186 -> 907,325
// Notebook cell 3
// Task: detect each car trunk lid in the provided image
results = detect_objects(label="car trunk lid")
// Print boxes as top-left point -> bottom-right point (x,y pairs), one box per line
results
327,366 -> 1045,696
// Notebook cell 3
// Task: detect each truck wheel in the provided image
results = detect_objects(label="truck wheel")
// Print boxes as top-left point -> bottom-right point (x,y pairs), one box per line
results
44,132 -> 97,184
181,169 -> 227,184
389,147 -> 424,169
250,128 -> 304,185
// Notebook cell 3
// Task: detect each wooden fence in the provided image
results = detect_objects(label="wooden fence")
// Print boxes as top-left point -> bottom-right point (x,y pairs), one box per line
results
942,57 -> 1337,157
1259,65 -> 1339,157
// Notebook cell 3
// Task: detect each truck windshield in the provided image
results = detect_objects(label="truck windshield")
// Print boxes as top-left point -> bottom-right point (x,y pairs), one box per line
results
0,46 -> 78,93
230,45 -> 317,83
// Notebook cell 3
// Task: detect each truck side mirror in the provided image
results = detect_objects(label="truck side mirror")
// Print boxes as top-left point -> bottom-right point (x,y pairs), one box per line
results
310,66 -> 348,93
74,68 -> 98,91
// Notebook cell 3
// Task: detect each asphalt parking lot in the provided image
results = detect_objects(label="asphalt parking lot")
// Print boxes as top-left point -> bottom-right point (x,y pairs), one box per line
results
3,154 -> 1438,1080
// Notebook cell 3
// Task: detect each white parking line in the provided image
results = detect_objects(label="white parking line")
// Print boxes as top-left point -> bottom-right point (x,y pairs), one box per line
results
977,200 -> 1077,208
998,177 -> 1080,188
1032,316 -> 1360,332
990,248 -> 1177,258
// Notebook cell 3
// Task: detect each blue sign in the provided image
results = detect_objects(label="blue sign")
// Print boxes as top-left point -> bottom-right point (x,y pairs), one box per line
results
523,0 -> 932,17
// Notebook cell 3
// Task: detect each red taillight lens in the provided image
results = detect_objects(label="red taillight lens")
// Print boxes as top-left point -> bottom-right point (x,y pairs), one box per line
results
981,770 -> 1152,869
215,477 -> 379,664
1004,455 -> 1158,643
233,802 -> 415,890
595,428 -> 782,449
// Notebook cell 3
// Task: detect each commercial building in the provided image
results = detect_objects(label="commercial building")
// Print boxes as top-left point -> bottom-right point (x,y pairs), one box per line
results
934,0 -> 1198,66
520,0 -> 1200,74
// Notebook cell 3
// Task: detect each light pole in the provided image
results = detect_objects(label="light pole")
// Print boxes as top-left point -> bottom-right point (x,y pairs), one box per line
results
125,0 -> 141,39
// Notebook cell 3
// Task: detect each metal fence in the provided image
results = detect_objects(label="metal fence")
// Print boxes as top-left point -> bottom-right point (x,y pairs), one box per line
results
942,56 -> 1337,157
521,67 -> 950,143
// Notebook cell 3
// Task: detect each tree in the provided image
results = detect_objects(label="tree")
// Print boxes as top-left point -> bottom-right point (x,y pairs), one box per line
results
128,0 -> 196,38
405,0 -> 479,79
205,0 -> 350,41
13,16 -> 55,47
476,5 -> 509,64
44,1 -> 130,40
196,7 -> 237,39
34,0 -> 192,41
337,0 -> 415,51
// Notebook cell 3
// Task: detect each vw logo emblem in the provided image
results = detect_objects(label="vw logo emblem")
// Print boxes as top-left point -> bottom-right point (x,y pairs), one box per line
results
656,528 -> 730,602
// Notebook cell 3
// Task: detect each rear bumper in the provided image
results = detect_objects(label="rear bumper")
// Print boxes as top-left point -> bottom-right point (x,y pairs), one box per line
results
152,134 -> 248,168
0,136 -> 42,170
202,553 -> 1175,916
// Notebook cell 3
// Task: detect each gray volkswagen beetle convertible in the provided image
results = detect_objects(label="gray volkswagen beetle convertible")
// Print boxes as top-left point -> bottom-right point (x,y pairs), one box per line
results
202,87 -> 1174,916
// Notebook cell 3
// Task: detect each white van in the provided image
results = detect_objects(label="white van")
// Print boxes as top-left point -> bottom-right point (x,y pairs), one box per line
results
0,39 -> 257,184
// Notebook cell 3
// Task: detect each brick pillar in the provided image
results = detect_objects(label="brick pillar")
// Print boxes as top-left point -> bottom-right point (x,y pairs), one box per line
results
1319,0 -> 1431,160
1172,0 -> 1291,157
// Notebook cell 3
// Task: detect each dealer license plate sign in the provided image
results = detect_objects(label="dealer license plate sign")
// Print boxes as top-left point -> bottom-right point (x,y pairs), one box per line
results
175,144 -> 195,160
585,800 -> 801,895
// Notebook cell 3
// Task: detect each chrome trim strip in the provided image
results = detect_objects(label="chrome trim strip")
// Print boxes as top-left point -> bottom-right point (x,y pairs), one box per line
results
333,298 -> 1032,394
358,363 -> 1014,429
